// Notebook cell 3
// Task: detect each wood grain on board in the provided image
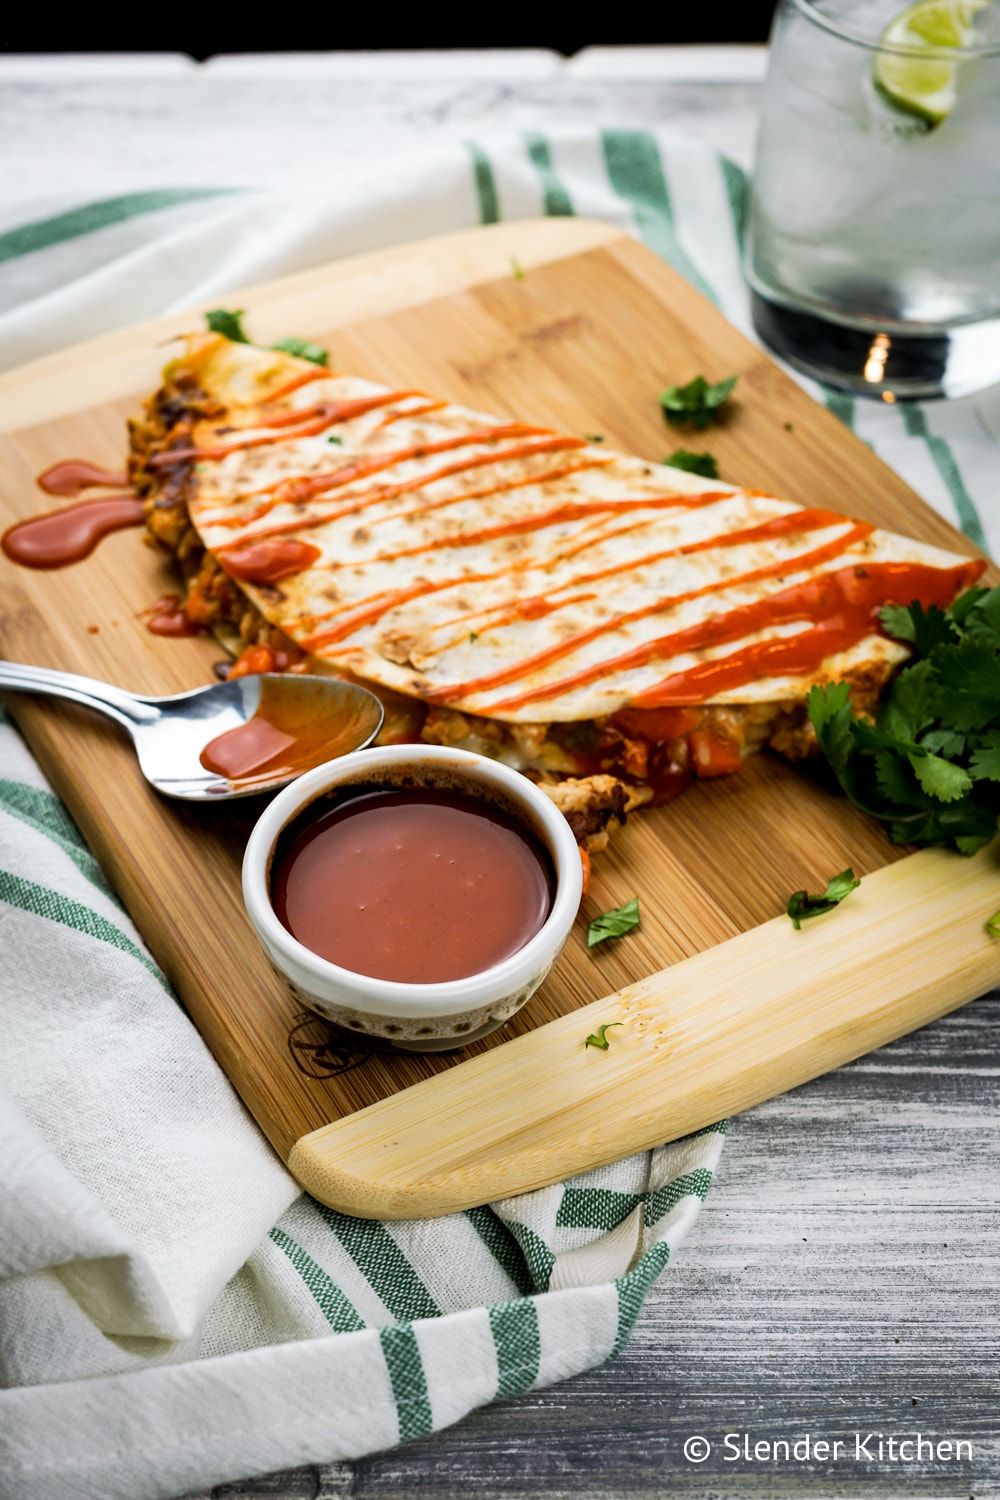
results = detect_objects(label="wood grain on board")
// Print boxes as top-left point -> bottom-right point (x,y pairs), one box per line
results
0,221 -> 994,1199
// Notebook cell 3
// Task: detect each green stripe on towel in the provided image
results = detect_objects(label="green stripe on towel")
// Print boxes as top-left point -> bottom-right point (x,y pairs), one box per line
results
316,1205 -> 440,1322
0,188 -> 237,265
525,134 -> 574,217
466,144 -> 500,225
644,1168 -> 714,1229
269,1228 -> 366,1333
0,778 -> 111,894
556,1188 -> 642,1231
602,129 -> 718,305
0,868 -> 169,988
489,1298 -> 541,1397
903,406 -> 987,549
465,1207 -> 536,1296
379,1324 -> 434,1441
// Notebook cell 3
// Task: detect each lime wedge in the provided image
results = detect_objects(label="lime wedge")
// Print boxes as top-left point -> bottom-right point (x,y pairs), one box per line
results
874,0 -> 989,123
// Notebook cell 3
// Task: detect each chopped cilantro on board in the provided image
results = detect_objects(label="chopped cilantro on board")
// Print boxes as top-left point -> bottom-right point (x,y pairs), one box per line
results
660,374 -> 737,430
786,869 -> 860,929
664,448 -> 719,479
584,1022 -> 623,1051
587,896 -> 640,948
205,307 -> 250,343
271,337 -> 330,366
205,310 -> 329,365
808,585 -> 1000,854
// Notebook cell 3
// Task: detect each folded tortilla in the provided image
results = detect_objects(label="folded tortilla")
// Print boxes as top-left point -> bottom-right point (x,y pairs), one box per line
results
131,334 -> 982,832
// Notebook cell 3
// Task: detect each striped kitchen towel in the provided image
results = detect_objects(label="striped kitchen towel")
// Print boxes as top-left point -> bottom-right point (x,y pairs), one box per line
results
0,126 -> 996,1500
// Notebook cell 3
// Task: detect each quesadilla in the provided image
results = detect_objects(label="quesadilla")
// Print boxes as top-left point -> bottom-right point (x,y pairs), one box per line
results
131,333 -> 983,851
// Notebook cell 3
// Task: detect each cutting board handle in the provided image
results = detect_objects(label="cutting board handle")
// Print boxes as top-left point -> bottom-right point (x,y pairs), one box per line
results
289,844 -> 1000,1219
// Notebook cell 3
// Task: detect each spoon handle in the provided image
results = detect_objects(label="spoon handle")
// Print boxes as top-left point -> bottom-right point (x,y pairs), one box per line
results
0,661 -> 158,730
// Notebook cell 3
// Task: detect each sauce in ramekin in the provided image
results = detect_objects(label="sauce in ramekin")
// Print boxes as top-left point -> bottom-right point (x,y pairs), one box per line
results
270,784 -> 554,984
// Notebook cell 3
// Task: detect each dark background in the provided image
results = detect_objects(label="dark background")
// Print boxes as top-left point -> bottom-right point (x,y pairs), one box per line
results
1,13 -> 780,54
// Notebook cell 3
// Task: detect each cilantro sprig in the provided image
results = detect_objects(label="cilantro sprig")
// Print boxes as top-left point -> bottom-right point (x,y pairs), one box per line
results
584,1022 -> 623,1051
660,374 -> 737,431
787,869 -> 860,930
205,309 -> 330,366
271,336 -> 330,366
664,448 -> 719,479
587,897 -> 640,948
808,584 -> 1000,854
205,307 -> 250,343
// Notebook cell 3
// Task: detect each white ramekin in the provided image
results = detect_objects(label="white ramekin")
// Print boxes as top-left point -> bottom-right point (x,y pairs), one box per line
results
242,744 -> 582,1051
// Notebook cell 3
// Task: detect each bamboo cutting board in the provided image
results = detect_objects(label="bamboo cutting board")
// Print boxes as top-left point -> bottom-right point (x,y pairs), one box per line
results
1,219 -> 998,1218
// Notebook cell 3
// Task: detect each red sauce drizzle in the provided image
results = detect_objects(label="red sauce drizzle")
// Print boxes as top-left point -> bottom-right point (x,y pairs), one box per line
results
269,785 -> 554,983
424,507 -> 854,701
488,555 -> 983,717
37,459 -> 129,497
219,537 -> 322,585
199,677 -> 378,789
443,521 -> 875,709
199,429 -> 574,535
2,494 -> 144,569
139,594 -> 207,638
147,391 -> 424,469
631,559 -> 984,706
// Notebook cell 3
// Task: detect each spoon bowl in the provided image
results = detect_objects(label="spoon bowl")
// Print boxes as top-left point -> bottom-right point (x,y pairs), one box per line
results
0,662 -> 384,801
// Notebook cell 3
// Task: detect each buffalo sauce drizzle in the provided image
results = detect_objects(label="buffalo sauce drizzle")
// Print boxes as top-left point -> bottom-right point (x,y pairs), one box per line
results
199,676 -> 373,789
632,558 -> 984,706
484,556 -> 983,714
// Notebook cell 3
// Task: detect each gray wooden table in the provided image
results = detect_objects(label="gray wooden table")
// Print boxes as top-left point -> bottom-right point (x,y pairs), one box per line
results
6,48 -> 997,1499
191,996 -> 1000,1498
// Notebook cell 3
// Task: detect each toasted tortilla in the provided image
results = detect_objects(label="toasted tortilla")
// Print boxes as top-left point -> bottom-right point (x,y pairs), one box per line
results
137,334 -> 980,734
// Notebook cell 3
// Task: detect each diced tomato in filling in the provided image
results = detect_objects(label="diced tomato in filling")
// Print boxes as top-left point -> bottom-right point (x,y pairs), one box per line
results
229,644 -> 292,679
689,728 -> 743,778
608,707 -> 703,743
579,845 -> 592,898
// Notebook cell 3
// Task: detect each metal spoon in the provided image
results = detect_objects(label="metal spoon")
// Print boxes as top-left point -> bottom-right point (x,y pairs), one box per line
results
0,662 -> 384,801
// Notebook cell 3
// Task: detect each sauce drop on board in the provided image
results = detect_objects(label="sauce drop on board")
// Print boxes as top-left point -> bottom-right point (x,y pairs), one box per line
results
270,786 -> 554,983
1,494 -> 145,568
199,678 -> 379,789
140,594 -> 207,638
36,460 -> 129,497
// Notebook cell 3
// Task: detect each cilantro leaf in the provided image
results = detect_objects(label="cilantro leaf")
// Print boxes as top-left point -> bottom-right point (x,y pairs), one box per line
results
807,682 -> 863,799
786,869 -> 860,930
949,586 -> 991,628
664,448 -> 719,479
205,307 -> 250,343
660,374 -> 737,431
920,728 -> 966,757
584,1022 -> 623,1051
930,640 -> 1000,733
874,750 -> 926,809
271,337 -> 330,366
879,600 -> 955,655
908,752 -> 973,803
587,897 -> 640,948
809,573 -> 1000,857
968,738 -> 1000,782
986,908 -> 1000,936
961,585 -> 1000,642
879,658 -> 936,740
204,310 -> 330,365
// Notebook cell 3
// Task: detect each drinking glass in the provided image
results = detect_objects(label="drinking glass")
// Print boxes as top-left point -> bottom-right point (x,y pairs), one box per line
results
746,0 -> 1000,399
